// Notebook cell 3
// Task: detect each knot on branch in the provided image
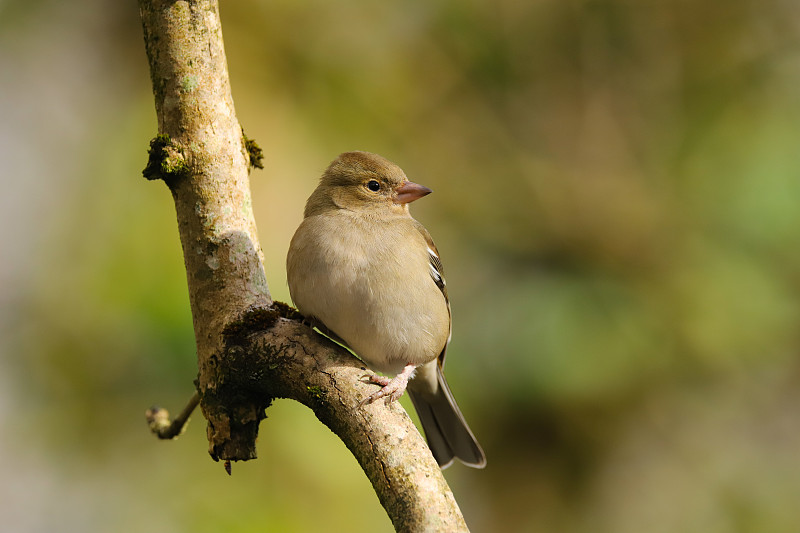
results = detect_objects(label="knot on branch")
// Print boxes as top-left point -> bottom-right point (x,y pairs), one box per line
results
199,302 -> 304,462
143,134 -> 190,185
203,387 -> 271,462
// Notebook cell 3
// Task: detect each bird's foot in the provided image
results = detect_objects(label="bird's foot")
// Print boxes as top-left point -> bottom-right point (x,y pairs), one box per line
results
359,364 -> 416,406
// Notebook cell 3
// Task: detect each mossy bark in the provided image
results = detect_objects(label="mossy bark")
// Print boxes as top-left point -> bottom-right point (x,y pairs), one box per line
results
138,1 -> 468,531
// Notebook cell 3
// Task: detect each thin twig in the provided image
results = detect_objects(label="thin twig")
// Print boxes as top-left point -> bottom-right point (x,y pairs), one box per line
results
145,391 -> 201,439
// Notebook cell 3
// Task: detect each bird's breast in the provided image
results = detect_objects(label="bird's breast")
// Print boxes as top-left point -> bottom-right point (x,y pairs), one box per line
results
287,213 -> 449,375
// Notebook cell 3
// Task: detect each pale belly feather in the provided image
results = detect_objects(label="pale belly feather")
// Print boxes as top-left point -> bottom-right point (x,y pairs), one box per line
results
288,213 -> 449,375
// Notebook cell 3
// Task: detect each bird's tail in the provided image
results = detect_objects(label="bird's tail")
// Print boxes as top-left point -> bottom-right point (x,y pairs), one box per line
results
408,364 -> 486,469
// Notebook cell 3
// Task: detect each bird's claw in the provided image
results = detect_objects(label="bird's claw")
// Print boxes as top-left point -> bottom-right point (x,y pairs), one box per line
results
358,367 -> 414,406
360,373 -> 390,385
359,386 -> 401,406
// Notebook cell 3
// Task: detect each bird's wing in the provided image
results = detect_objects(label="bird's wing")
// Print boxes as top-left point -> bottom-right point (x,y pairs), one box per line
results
412,220 -> 452,369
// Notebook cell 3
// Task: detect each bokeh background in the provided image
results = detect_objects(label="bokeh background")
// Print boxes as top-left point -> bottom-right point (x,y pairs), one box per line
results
3,0 -> 800,531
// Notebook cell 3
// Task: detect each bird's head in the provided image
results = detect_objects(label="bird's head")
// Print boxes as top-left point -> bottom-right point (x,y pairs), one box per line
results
305,151 -> 432,217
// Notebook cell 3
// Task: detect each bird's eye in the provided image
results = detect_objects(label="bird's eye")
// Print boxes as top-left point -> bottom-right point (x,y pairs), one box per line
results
367,180 -> 381,192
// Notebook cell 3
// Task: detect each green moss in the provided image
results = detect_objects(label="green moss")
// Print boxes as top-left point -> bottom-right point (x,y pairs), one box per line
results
242,129 -> 264,170
306,385 -> 326,402
272,300 -> 304,321
142,134 -> 190,185
222,302 -> 304,340
222,306 -> 280,339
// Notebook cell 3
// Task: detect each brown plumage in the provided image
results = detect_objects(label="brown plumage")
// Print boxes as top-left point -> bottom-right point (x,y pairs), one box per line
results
287,151 -> 486,468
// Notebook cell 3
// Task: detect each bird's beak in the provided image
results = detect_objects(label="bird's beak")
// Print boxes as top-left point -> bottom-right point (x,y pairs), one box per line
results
394,180 -> 433,204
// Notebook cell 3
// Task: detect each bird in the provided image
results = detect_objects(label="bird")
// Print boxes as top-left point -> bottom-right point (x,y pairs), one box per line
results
286,151 -> 486,469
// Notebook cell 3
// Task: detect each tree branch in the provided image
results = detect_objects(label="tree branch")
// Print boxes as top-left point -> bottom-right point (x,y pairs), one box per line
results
137,1 -> 468,531
146,391 -> 200,439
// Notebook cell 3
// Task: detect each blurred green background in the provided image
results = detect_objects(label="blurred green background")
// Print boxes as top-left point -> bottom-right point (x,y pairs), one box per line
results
2,0 -> 800,531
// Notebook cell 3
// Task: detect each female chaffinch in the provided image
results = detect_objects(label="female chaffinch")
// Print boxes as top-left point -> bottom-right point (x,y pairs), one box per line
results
287,151 -> 486,469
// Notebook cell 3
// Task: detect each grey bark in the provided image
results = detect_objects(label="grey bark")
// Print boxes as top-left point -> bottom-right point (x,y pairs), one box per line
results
137,1 -> 469,531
